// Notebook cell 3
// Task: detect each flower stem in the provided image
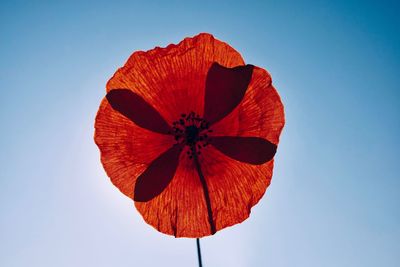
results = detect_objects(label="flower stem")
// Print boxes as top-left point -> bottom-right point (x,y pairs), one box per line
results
193,151 -> 216,235
196,238 -> 203,267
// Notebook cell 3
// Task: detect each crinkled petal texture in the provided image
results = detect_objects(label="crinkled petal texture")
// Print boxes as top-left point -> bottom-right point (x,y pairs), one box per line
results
95,98 -> 173,198
94,33 -> 285,238
106,33 -> 245,124
197,67 -> 285,236
211,66 -> 284,144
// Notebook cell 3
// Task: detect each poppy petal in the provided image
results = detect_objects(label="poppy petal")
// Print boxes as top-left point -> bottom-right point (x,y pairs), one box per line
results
106,89 -> 171,135
211,66 -> 285,145
95,98 -> 174,199
106,33 -> 245,125
135,155 -> 213,237
134,145 -> 182,202
134,141 -> 274,238
203,63 -> 254,124
211,136 -> 276,165
136,144 -> 276,237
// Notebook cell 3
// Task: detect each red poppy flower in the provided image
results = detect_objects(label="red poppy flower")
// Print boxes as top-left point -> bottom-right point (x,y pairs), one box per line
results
94,33 -> 285,238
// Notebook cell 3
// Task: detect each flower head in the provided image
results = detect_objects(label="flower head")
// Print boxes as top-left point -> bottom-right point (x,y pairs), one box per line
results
95,33 -> 285,237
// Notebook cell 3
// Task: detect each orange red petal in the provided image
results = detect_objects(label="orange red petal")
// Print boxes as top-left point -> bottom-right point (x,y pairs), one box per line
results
211,66 -> 285,145
211,136 -> 276,165
135,154 -> 211,237
106,33 -> 245,125
203,63 -> 254,124
134,144 -> 182,202
94,98 -> 173,198
106,89 -> 172,134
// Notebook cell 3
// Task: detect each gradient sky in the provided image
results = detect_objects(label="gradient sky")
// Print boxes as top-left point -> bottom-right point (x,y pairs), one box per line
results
1,1 -> 399,266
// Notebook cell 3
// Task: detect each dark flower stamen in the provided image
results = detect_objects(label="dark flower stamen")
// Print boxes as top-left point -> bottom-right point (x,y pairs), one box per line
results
172,111 -> 211,158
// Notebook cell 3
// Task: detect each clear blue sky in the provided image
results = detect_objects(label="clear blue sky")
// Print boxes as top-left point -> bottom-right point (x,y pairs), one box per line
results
1,0 -> 399,266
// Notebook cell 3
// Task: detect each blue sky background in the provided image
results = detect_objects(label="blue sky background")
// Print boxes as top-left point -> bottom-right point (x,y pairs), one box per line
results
1,0 -> 399,266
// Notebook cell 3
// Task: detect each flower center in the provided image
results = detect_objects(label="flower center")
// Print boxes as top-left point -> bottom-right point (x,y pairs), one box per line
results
172,112 -> 212,158
185,125 -> 199,145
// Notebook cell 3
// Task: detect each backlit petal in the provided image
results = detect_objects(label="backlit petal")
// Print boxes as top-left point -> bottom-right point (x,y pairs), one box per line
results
135,153 -> 212,237
211,66 -> 285,145
94,98 -> 174,199
134,145 -> 182,202
203,63 -> 254,124
197,145 -> 275,233
106,33 -> 245,125
107,89 -> 171,134
135,142 -> 275,238
211,136 -> 276,165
